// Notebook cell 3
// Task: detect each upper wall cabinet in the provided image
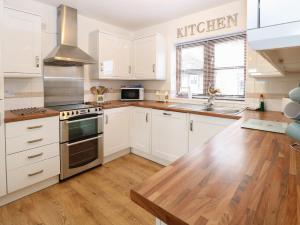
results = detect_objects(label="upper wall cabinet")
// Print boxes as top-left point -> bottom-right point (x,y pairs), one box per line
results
3,7 -> 42,78
247,46 -> 283,77
133,34 -> 166,80
89,31 -> 132,80
260,0 -> 300,27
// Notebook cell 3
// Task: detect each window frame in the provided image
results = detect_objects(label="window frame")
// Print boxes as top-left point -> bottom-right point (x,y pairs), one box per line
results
176,33 -> 246,101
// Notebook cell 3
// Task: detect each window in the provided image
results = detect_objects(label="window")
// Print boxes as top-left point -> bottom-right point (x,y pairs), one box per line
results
176,33 -> 246,100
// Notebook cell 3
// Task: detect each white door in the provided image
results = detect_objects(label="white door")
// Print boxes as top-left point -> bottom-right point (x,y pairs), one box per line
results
151,110 -> 188,163
133,35 -> 156,79
130,107 -> 151,155
3,7 -> 41,76
0,100 -> 6,197
104,107 -> 130,157
260,0 -> 300,27
99,32 -> 117,77
189,114 -> 235,152
115,38 -> 132,78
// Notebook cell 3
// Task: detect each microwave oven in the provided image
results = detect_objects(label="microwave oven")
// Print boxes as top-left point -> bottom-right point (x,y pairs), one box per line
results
121,88 -> 144,101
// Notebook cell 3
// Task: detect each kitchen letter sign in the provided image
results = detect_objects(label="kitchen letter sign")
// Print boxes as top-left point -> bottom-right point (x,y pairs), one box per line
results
177,13 -> 238,38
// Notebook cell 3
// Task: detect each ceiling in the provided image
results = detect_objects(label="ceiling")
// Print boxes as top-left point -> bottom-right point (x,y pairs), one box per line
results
35,0 -> 235,30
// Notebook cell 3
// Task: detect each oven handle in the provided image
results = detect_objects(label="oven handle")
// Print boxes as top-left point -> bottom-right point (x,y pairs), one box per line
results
67,135 -> 102,147
67,115 -> 103,124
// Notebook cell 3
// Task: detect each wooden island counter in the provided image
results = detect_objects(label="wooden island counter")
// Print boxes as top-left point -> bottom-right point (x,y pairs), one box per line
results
130,110 -> 298,225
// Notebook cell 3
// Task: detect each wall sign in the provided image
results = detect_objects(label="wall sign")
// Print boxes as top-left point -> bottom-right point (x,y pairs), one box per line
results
177,13 -> 239,38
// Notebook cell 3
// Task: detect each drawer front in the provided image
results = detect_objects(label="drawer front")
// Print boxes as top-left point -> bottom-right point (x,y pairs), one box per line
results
7,143 -> 59,171
6,116 -> 59,138
152,109 -> 187,119
6,117 -> 59,155
7,156 -> 60,193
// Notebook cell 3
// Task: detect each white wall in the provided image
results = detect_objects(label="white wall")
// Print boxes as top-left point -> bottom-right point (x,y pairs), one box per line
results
3,0 -> 131,110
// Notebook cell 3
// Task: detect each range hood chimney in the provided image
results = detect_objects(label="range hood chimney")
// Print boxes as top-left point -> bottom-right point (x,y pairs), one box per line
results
44,5 -> 96,66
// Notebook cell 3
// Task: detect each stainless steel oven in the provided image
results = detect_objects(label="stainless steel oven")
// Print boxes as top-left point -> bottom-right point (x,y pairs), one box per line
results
59,109 -> 103,180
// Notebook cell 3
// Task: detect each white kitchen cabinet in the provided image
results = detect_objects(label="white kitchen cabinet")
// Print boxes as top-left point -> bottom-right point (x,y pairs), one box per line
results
247,46 -> 283,77
260,0 -> 300,28
189,114 -> 235,152
247,0 -> 259,29
104,107 -> 130,157
130,107 -> 151,156
151,109 -> 188,164
3,7 -> 42,77
133,33 -> 166,80
89,31 -> 132,79
0,101 -> 6,197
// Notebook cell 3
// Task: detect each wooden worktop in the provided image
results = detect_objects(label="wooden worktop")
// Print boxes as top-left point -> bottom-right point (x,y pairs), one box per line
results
97,100 -> 242,120
5,108 -> 59,123
130,110 -> 298,225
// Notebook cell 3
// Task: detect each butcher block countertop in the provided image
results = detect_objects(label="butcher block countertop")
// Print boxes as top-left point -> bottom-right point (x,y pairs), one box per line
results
5,108 -> 59,123
98,100 -> 242,120
130,110 -> 298,225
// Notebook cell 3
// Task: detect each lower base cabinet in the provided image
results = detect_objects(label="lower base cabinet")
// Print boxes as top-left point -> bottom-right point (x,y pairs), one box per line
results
151,110 -> 189,164
189,115 -> 235,152
104,107 -> 130,157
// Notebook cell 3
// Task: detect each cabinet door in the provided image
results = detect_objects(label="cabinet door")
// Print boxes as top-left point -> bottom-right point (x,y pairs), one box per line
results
0,100 -> 6,197
99,32 -> 117,77
133,35 -> 156,79
104,107 -> 130,157
3,8 -> 41,76
260,0 -> 300,27
151,110 -> 188,163
116,38 -> 132,78
189,115 -> 235,152
130,107 -> 151,154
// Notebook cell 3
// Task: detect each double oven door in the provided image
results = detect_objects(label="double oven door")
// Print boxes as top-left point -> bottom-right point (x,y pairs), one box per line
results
60,113 -> 103,180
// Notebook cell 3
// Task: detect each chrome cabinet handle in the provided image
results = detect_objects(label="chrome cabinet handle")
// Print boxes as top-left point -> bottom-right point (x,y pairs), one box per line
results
152,64 -> 155,73
146,113 -> 149,123
27,125 -> 43,130
290,143 -> 300,152
105,115 -> 108,124
35,56 -> 40,68
128,65 -> 132,74
100,63 -> 104,72
163,112 -> 172,116
28,152 -> 43,159
28,169 -> 44,177
67,135 -> 101,147
190,120 -> 193,132
27,138 -> 43,144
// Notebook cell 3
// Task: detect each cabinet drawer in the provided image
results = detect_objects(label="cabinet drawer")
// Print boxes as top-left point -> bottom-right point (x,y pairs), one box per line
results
151,109 -> 187,119
6,116 -> 59,138
7,156 -> 60,193
7,143 -> 59,171
6,116 -> 59,154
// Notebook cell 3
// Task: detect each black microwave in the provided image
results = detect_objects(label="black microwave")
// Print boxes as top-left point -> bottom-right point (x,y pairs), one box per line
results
121,88 -> 144,101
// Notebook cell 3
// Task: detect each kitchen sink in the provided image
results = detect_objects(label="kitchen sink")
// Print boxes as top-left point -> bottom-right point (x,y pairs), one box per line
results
167,103 -> 245,115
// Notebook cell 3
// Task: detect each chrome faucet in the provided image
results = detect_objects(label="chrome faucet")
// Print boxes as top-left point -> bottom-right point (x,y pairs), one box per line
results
206,84 -> 220,110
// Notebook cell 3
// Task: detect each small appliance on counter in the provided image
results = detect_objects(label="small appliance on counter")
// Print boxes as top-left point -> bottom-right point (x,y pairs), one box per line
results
121,84 -> 144,101
284,83 -> 300,147
155,91 -> 169,103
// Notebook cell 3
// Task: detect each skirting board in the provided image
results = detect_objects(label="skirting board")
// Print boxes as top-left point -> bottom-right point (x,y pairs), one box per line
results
131,148 -> 170,166
0,176 -> 59,207
103,148 -> 131,164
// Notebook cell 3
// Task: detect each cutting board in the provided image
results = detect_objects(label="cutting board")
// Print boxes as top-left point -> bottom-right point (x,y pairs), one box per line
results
241,119 -> 288,134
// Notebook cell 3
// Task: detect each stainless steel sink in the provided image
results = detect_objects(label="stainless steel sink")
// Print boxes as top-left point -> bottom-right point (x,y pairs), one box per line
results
167,103 -> 245,115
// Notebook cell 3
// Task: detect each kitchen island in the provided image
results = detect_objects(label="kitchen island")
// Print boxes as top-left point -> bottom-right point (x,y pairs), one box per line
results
130,110 -> 298,225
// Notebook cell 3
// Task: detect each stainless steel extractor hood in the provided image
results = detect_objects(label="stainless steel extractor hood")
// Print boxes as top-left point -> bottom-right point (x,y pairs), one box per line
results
44,5 -> 96,66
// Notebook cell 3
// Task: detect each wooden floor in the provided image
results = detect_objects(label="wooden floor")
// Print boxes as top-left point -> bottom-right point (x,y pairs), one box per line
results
0,154 -> 163,225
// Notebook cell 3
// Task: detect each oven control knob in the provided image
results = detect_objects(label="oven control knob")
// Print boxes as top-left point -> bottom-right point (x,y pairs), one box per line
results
88,109 -> 90,113
95,108 -> 98,111
61,112 -> 65,117
71,111 -> 74,115
66,112 -> 70,116
76,111 -> 79,114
